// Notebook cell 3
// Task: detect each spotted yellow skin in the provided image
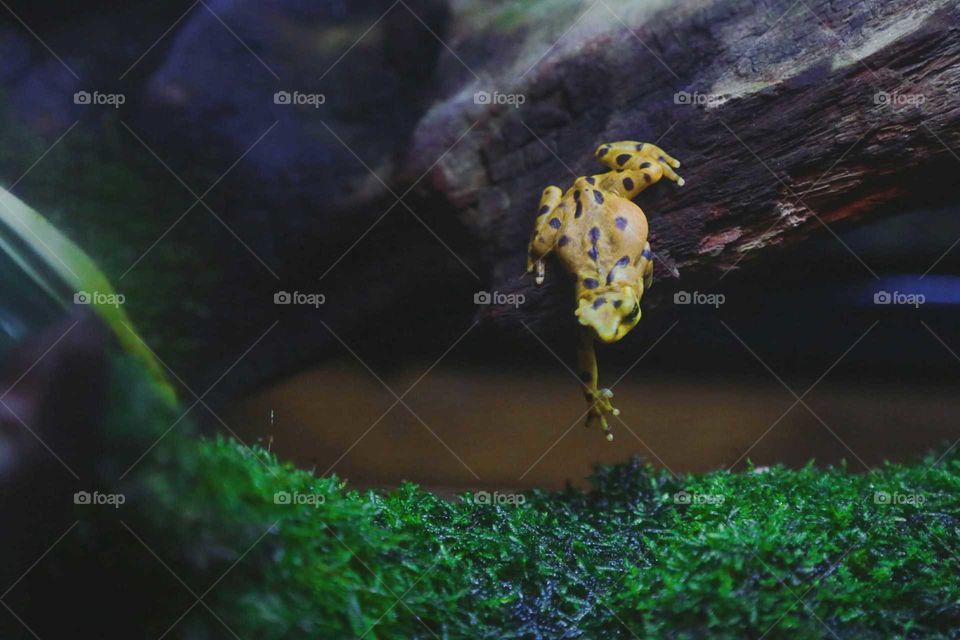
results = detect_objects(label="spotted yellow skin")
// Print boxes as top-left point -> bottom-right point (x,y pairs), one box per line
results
526,141 -> 684,440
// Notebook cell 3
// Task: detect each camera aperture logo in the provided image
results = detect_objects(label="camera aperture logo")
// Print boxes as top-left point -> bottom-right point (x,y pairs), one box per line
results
474,90 -> 526,108
674,90 -> 726,108
74,90 -> 126,108
74,290 -> 125,308
673,490 -> 725,505
274,290 -> 326,308
472,490 -> 526,506
874,491 -> 924,506
674,290 -> 725,308
474,290 -> 525,308
873,290 -> 924,308
874,91 -> 925,107
274,491 -> 326,508
74,490 -> 125,509
274,90 -> 325,108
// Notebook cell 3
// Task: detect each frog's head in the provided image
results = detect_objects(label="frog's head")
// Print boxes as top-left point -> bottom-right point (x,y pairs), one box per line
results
575,285 -> 641,344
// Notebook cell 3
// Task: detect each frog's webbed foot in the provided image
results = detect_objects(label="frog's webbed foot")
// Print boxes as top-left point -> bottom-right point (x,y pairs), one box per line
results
585,387 -> 619,441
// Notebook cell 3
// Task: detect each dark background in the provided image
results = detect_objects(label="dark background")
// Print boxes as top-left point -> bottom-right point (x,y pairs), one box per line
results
1,0 -> 959,488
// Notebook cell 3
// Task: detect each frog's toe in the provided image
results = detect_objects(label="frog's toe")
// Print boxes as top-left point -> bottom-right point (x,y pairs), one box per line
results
586,410 -> 612,437
535,259 -> 545,286
660,162 -> 685,186
585,391 -> 619,441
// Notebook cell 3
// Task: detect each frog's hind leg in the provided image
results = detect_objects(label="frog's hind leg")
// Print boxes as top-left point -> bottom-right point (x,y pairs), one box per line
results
577,328 -> 619,441
527,185 -> 564,286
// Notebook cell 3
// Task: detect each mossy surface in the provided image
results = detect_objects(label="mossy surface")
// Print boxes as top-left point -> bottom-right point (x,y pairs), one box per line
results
79,353 -> 960,639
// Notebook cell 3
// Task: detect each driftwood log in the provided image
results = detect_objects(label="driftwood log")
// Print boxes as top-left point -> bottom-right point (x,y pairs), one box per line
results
396,0 -> 960,325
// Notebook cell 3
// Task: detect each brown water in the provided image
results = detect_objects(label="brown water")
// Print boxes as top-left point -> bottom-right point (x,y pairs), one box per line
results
226,362 -> 960,491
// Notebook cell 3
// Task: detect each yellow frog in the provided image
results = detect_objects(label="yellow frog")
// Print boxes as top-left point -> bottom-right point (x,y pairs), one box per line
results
526,141 -> 684,441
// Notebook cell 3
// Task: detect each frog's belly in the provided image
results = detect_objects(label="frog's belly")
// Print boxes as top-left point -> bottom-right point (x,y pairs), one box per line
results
556,195 -> 648,279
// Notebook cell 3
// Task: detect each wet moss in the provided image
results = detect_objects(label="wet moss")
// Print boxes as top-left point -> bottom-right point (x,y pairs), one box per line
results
81,353 -> 960,639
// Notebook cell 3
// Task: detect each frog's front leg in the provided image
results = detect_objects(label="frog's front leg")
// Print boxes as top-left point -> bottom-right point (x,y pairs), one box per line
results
594,141 -> 685,190
527,186 -> 564,286
577,327 -> 619,441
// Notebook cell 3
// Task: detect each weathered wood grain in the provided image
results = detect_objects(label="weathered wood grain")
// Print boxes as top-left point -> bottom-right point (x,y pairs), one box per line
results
402,0 -> 960,324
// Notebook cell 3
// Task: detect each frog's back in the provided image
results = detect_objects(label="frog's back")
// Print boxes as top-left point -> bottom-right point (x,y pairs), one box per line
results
557,189 -> 648,281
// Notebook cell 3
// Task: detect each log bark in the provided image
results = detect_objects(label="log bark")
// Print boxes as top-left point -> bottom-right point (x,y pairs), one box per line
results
401,0 -> 960,324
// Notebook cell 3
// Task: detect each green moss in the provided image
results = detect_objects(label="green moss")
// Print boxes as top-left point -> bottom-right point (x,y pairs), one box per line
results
81,353 -> 960,639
